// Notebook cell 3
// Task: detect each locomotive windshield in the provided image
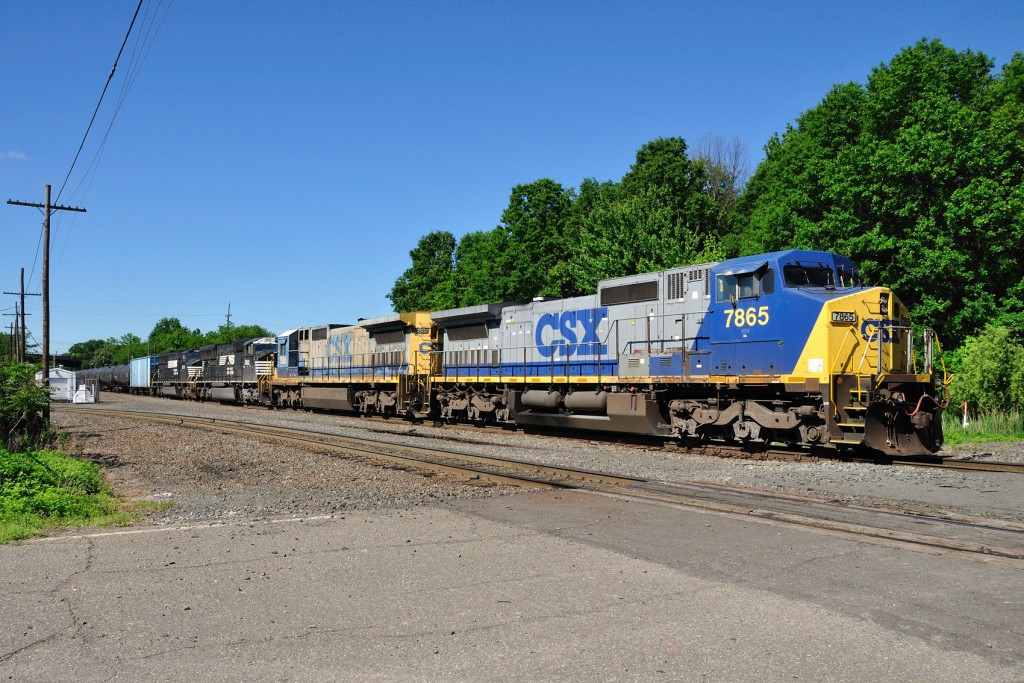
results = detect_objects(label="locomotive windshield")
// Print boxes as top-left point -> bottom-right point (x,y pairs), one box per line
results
783,263 -> 835,288
836,264 -> 861,287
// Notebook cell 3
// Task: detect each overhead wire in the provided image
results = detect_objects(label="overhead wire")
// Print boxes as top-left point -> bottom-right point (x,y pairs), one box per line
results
56,0 -> 173,265
26,1 -> 148,287
54,0 -> 145,206
16,1 -> 169,352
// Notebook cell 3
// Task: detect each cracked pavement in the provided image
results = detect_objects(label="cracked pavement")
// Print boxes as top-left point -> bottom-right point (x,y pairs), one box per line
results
2,491 -> 1022,681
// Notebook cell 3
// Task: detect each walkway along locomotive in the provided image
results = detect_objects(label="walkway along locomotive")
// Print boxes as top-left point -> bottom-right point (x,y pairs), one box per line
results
79,250 -> 948,456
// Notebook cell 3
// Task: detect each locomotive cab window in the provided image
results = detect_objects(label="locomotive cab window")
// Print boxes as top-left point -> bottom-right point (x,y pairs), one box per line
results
716,268 -> 773,303
836,264 -> 860,288
783,263 -> 835,288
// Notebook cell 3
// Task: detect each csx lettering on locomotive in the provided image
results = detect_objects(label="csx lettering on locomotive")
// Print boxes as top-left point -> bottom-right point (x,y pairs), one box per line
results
535,308 -> 608,358
860,318 -> 899,343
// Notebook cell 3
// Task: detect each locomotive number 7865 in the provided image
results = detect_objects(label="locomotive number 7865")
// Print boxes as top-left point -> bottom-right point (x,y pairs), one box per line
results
724,306 -> 769,328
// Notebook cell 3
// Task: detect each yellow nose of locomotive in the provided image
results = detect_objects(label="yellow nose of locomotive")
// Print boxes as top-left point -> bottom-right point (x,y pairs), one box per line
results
824,286 -> 914,376
824,286 -> 944,455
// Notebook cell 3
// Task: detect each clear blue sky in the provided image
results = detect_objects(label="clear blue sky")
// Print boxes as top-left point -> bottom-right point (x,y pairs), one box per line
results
2,0 -> 1022,354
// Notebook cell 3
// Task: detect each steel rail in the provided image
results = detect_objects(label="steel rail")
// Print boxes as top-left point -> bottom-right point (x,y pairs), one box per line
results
898,458 -> 1024,474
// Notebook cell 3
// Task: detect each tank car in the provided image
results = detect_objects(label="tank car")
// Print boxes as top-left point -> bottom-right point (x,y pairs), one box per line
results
77,364 -> 129,390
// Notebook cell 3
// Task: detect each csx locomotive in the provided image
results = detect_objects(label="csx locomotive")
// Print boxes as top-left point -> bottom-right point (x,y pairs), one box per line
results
79,249 -> 948,456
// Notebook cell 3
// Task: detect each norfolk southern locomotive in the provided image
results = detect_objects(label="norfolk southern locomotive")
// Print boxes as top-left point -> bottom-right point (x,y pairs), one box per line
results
79,250 -> 948,456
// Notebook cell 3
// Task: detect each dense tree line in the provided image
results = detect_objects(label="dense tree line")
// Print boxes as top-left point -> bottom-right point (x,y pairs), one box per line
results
388,39 -> 1023,356
739,39 -> 1024,347
68,318 -> 273,369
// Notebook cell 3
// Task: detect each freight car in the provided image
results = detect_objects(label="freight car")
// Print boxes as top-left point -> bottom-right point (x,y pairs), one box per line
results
78,249 -> 948,456
77,363 -> 129,389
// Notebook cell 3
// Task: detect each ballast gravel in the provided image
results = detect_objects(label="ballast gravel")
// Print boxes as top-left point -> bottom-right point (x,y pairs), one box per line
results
53,394 -> 1024,526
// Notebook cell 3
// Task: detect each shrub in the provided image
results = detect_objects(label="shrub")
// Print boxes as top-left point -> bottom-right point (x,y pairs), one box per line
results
951,325 -> 1024,415
0,362 -> 50,451
0,448 -> 115,520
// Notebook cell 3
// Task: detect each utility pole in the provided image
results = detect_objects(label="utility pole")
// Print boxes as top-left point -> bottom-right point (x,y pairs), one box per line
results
2,302 -> 31,362
8,184 -> 86,415
5,267 -> 40,362
226,302 -> 232,328
2,305 -> 17,361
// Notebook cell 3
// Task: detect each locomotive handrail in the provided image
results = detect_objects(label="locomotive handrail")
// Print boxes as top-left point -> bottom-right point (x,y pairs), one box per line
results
857,326 -> 878,374
829,326 -> 860,419
831,326 -> 858,374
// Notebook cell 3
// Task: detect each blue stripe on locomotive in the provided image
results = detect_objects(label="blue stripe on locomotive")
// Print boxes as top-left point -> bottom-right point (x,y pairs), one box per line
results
442,360 -> 619,378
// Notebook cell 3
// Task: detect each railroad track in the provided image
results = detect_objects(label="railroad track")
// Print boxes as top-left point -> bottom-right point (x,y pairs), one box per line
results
56,406 -> 643,491
891,456 -> 1024,474
339,410 -> 1024,474
74,396 -> 1024,473
58,405 -> 1024,568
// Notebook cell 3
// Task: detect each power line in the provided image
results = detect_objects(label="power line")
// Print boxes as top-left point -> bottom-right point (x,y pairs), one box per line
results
55,0 -> 174,265
55,0 -> 145,205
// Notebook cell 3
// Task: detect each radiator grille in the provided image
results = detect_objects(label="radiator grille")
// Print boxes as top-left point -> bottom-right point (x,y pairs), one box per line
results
600,280 -> 658,306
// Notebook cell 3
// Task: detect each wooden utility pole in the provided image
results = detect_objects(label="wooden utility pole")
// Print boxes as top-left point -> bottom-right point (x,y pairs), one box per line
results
3,302 -> 30,362
8,184 -> 86,414
5,267 -> 40,362
2,305 -> 17,360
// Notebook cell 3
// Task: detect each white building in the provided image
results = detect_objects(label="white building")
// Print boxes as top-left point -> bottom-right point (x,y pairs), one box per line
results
35,367 -> 97,403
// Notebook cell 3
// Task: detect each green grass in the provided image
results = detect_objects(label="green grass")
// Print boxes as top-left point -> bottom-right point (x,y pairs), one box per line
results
942,409 -> 1024,446
0,447 -> 160,543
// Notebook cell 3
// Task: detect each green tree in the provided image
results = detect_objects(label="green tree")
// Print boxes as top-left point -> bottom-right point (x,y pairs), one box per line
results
387,138 -> 746,311
387,231 -> 458,313
496,179 -> 575,300
111,333 -> 145,365
2,330 -> 12,363
203,323 -> 275,345
569,138 -> 724,290
148,318 -> 203,355
448,229 -> 512,306
739,40 -> 1024,347
67,339 -> 112,368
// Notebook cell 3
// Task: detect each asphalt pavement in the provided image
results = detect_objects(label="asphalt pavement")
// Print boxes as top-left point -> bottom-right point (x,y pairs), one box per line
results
1,490 -> 1021,682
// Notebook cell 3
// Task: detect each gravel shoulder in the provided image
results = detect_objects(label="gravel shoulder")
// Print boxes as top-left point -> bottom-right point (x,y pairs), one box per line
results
52,399 -> 514,527
53,394 -> 1024,526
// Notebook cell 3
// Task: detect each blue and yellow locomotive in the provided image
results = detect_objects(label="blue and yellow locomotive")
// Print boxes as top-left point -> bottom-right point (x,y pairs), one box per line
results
428,249 -> 946,455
